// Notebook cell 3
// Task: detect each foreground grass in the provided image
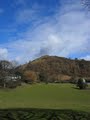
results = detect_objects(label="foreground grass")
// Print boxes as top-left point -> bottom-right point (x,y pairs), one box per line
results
0,109 -> 90,120
0,83 -> 90,112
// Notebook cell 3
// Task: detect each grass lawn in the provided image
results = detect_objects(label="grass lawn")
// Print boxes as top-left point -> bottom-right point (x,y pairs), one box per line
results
0,83 -> 90,112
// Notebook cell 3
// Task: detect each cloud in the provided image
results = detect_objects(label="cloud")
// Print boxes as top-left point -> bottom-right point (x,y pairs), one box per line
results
15,1 -> 55,25
80,55 -> 90,60
23,2 -> 90,59
32,0 -> 90,58
1,0 -> 90,63
0,48 -> 8,60
16,8 -> 38,24
15,0 -> 42,24
81,0 -> 90,11
13,0 -> 26,7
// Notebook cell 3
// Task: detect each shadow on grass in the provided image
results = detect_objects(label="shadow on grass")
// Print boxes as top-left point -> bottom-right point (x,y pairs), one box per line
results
71,86 -> 80,90
72,86 -> 90,90
0,108 -> 90,120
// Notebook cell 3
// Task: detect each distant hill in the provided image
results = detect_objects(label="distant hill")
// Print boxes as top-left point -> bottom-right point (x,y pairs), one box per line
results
16,55 -> 90,82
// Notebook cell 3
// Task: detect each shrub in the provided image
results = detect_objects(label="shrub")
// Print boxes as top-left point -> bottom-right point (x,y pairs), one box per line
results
77,78 -> 88,89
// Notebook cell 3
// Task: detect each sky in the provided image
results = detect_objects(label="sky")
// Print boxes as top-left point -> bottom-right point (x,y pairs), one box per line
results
0,0 -> 90,63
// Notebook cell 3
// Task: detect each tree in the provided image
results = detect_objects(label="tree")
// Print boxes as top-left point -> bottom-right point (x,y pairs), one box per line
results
23,70 -> 37,83
0,60 -> 20,88
77,78 -> 88,89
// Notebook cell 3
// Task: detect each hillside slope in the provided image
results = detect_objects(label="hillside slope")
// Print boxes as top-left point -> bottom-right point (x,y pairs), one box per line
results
16,55 -> 90,82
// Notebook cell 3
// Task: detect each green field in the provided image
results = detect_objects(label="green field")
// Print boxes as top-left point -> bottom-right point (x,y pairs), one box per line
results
0,83 -> 90,112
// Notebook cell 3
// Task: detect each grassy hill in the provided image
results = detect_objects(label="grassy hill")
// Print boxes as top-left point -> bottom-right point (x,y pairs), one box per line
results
0,83 -> 90,112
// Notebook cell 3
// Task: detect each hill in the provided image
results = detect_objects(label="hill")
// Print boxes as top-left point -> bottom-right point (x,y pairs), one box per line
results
16,55 -> 90,82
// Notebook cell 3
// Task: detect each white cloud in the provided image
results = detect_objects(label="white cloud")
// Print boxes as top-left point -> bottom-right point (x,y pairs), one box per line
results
1,0 -> 90,63
15,2 -> 42,25
0,48 -> 8,60
80,55 -> 90,60
16,9 -> 37,24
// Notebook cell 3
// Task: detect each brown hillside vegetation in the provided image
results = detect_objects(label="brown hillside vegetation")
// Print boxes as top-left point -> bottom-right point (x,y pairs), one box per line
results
16,55 -> 90,83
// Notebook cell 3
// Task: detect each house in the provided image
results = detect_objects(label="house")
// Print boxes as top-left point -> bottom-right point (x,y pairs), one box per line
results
0,74 -> 21,88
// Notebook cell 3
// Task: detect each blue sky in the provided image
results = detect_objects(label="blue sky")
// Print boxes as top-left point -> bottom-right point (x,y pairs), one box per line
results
0,0 -> 90,63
